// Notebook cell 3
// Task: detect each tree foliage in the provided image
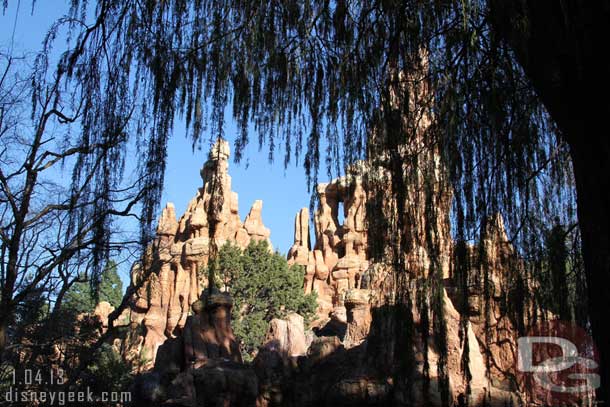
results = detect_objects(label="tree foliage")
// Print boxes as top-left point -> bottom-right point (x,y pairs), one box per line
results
12,0 -> 572,232
62,260 -> 124,315
96,260 -> 123,308
62,280 -> 96,315
0,46 -> 144,358
15,2 -> 575,304
212,240 -> 317,359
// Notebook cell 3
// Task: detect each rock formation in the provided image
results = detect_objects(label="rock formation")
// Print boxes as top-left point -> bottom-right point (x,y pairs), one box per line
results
121,139 -> 272,368
283,162 -> 537,405
282,164 -> 548,405
182,292 -> 242,368
133,290 -> 258,407
262,313 -> 308,361
93,301 -> 114,333
122,139 -> 546,406
276,58 -> 539,405
287,177 -> 371,322
343,289 -> 372,348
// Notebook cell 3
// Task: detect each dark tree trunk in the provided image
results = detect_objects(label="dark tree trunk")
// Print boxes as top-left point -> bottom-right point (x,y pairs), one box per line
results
548,224 -> 570,320
568,130 -> 610,402
489,0 -> 610,400
0,317 -> 7,359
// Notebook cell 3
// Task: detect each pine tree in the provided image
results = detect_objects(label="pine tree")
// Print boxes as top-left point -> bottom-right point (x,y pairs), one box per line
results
62,280 -> 96,316
213,241 -> 317,360
98,260 -> 123,308
62,261 -> 123,315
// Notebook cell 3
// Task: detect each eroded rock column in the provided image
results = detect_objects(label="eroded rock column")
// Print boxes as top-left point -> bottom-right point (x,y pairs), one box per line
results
344,289 -> 372,348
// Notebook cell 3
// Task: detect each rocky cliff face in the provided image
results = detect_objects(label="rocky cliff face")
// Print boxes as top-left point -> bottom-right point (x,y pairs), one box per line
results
283,166 -> 532,406
270,59 -> 545,405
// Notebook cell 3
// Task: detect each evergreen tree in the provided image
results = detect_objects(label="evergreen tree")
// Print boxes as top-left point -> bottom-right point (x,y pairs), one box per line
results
98,260 -> 123,308
62,280 -> 96,316
213,241 -> 317,360
85,343 -> 133,397
14,287 -> 49,326
62,261 -> 123,315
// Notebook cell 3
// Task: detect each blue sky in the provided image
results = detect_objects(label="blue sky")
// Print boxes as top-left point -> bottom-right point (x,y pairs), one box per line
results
1,2 -> 317,284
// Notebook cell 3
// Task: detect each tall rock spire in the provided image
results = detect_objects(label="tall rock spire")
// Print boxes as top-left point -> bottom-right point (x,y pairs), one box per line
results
123,140 -> 272,368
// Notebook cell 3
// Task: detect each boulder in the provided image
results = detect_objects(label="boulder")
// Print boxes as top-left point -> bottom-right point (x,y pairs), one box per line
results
93,301 -> 114,332
262,313 -> 308,361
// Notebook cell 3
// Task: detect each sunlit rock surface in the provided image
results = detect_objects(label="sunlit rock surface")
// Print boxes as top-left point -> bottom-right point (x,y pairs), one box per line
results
120,140 -> 544,406
120,140 -> 272,369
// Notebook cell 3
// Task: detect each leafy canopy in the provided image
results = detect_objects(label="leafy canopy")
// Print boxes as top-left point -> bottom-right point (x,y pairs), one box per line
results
27,0 -> 579,383
62,281 -> 97,315
96,260 -> 123,308
0,0 -> 589,397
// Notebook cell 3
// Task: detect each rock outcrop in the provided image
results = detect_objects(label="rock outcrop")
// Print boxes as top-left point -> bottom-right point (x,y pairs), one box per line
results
93,301 -> 114,333
122,133 -> 545,406
276,59 -> 539,404
287,152 -> 453,327
281,169 -> 527,406
182,292 -> 242,368
121,139 -> 272,368
132,290 -> 258,407
262,313 -> 308,361
287,177 -> 372,322
282,143 -> 537,405
283,165 -> 536,405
